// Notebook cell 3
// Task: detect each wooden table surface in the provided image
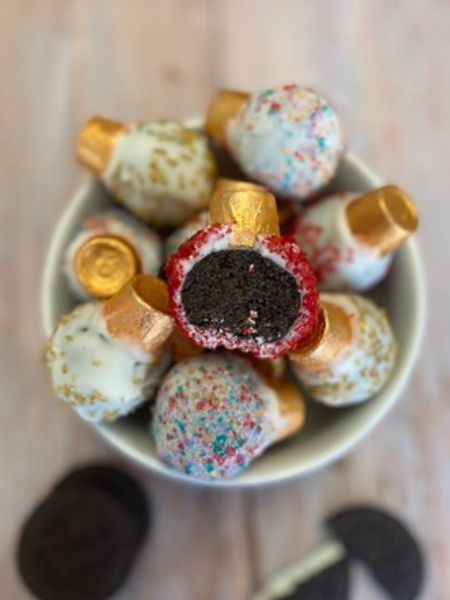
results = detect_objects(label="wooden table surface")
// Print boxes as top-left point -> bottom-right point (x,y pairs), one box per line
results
1,1 -> 449,598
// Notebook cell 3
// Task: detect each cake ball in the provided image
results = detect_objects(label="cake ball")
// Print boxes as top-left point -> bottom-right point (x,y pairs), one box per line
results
63,209 -> 163,301
164,210 -> 207,258
46,276 -> 174,423
166,188 -> 320,359
290,293 -> 397,406
292,186 -> 418,291
206,85 -> 345,200
77,117 -> 217,228
152,354 -> 305,480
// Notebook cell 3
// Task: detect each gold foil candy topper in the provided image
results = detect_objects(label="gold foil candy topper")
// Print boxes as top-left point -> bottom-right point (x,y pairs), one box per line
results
270,378 -> 306,442
346,185 -> 419,256
77,117 -> 128,175
75,235 -> 141,299
250,356 -> 287,384
289,301 -> 353,372
209,184 -> 280,247
102,275 -> 175,355
206,90 -> 250,146
210,178 -> 266,201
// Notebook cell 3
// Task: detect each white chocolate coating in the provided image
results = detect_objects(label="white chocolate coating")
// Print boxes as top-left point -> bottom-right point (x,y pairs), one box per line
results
46,302 -> 170,423
103,121 -> 216,228
63,209 -> 163,300
164,210 -> 207,258
291,294 -> 397,406
292,192 -> 392,291
227,85 -> 344,200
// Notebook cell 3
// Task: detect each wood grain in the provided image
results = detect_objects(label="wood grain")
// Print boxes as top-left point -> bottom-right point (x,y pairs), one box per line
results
1,1 -> 449,598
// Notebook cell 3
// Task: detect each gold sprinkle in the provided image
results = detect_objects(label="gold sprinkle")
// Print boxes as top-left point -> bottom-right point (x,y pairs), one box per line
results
46,343 -> 57,365
62,384 -> 76,398
103,410 -> 119,422
92,359 -> 103,367
65,334 -> 74,343
165,157 -> 178,167
61,364 -> 68,374
91,389 -> 107,402
133,377 -> 144,385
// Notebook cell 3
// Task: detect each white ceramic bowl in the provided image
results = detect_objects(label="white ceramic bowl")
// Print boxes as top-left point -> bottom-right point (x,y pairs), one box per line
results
41,125 -> 425,487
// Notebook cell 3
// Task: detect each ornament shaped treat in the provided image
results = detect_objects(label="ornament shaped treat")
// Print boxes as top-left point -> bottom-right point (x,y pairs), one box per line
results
77,117 -> 217,228
63,209 -> 162,300
153,354 -> 305,480
291,186 -> 419,291
46,276 -> 174,423
289,293 -> 397,406
206,85 -> 344,200
166,181 -> 320,359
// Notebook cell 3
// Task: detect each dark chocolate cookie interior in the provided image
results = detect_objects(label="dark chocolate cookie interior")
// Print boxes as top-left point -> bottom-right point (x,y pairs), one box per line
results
181,249 -> 300,343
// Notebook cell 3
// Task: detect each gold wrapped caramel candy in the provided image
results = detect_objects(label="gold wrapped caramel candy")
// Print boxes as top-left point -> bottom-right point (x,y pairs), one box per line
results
102,275 -> 174,355
209,186 -> 280,247
75,235 -> 141,299
346,185 -> 419,256
250,356 -> 287,384
210,177 -> 266,201
289,301 -> 353,372
271,379 -> 306,441
206,90 -> 250,146
77,117 -> 127,176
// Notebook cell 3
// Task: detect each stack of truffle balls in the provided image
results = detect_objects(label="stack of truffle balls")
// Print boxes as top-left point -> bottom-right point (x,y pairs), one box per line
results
46,85 -> 419,481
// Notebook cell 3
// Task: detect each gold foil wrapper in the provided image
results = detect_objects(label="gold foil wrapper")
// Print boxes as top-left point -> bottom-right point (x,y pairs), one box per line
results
211,178 -> 266,200
102,275 -> 175,355
206,90 -> 250,146
271,379 -> 306,442
209,188 -> 280,247
75,235 -> 141,299
171,327 -> 204,362
290,301 -> 353,372
77,117 -> 127,176
250,356 -> 287,384
346,185 -> 419,256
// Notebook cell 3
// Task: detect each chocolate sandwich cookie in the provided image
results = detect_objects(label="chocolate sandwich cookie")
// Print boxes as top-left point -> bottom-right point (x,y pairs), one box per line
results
53,464 -> 150,539
327,507 -> 424,600
17,489 -> 141,600
17,465 -> 150,600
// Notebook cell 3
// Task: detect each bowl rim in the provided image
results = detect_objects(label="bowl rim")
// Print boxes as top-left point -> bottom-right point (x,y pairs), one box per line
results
41,151 -> 426,488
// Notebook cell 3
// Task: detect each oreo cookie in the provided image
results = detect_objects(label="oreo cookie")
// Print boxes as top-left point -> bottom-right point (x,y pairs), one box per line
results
17,465 -> 149,600
277,559 -> 349,600
53,464 -> 150,539
327,507 -> 424,600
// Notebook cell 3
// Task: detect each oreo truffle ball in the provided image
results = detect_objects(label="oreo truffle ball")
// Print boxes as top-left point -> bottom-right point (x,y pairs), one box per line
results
153,354 -> 286,480
166,224 -> 320,359
227,85 -> 344,200
63,209 -> 162,301
46,301 -> 171,423
291,293 -> 397,406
